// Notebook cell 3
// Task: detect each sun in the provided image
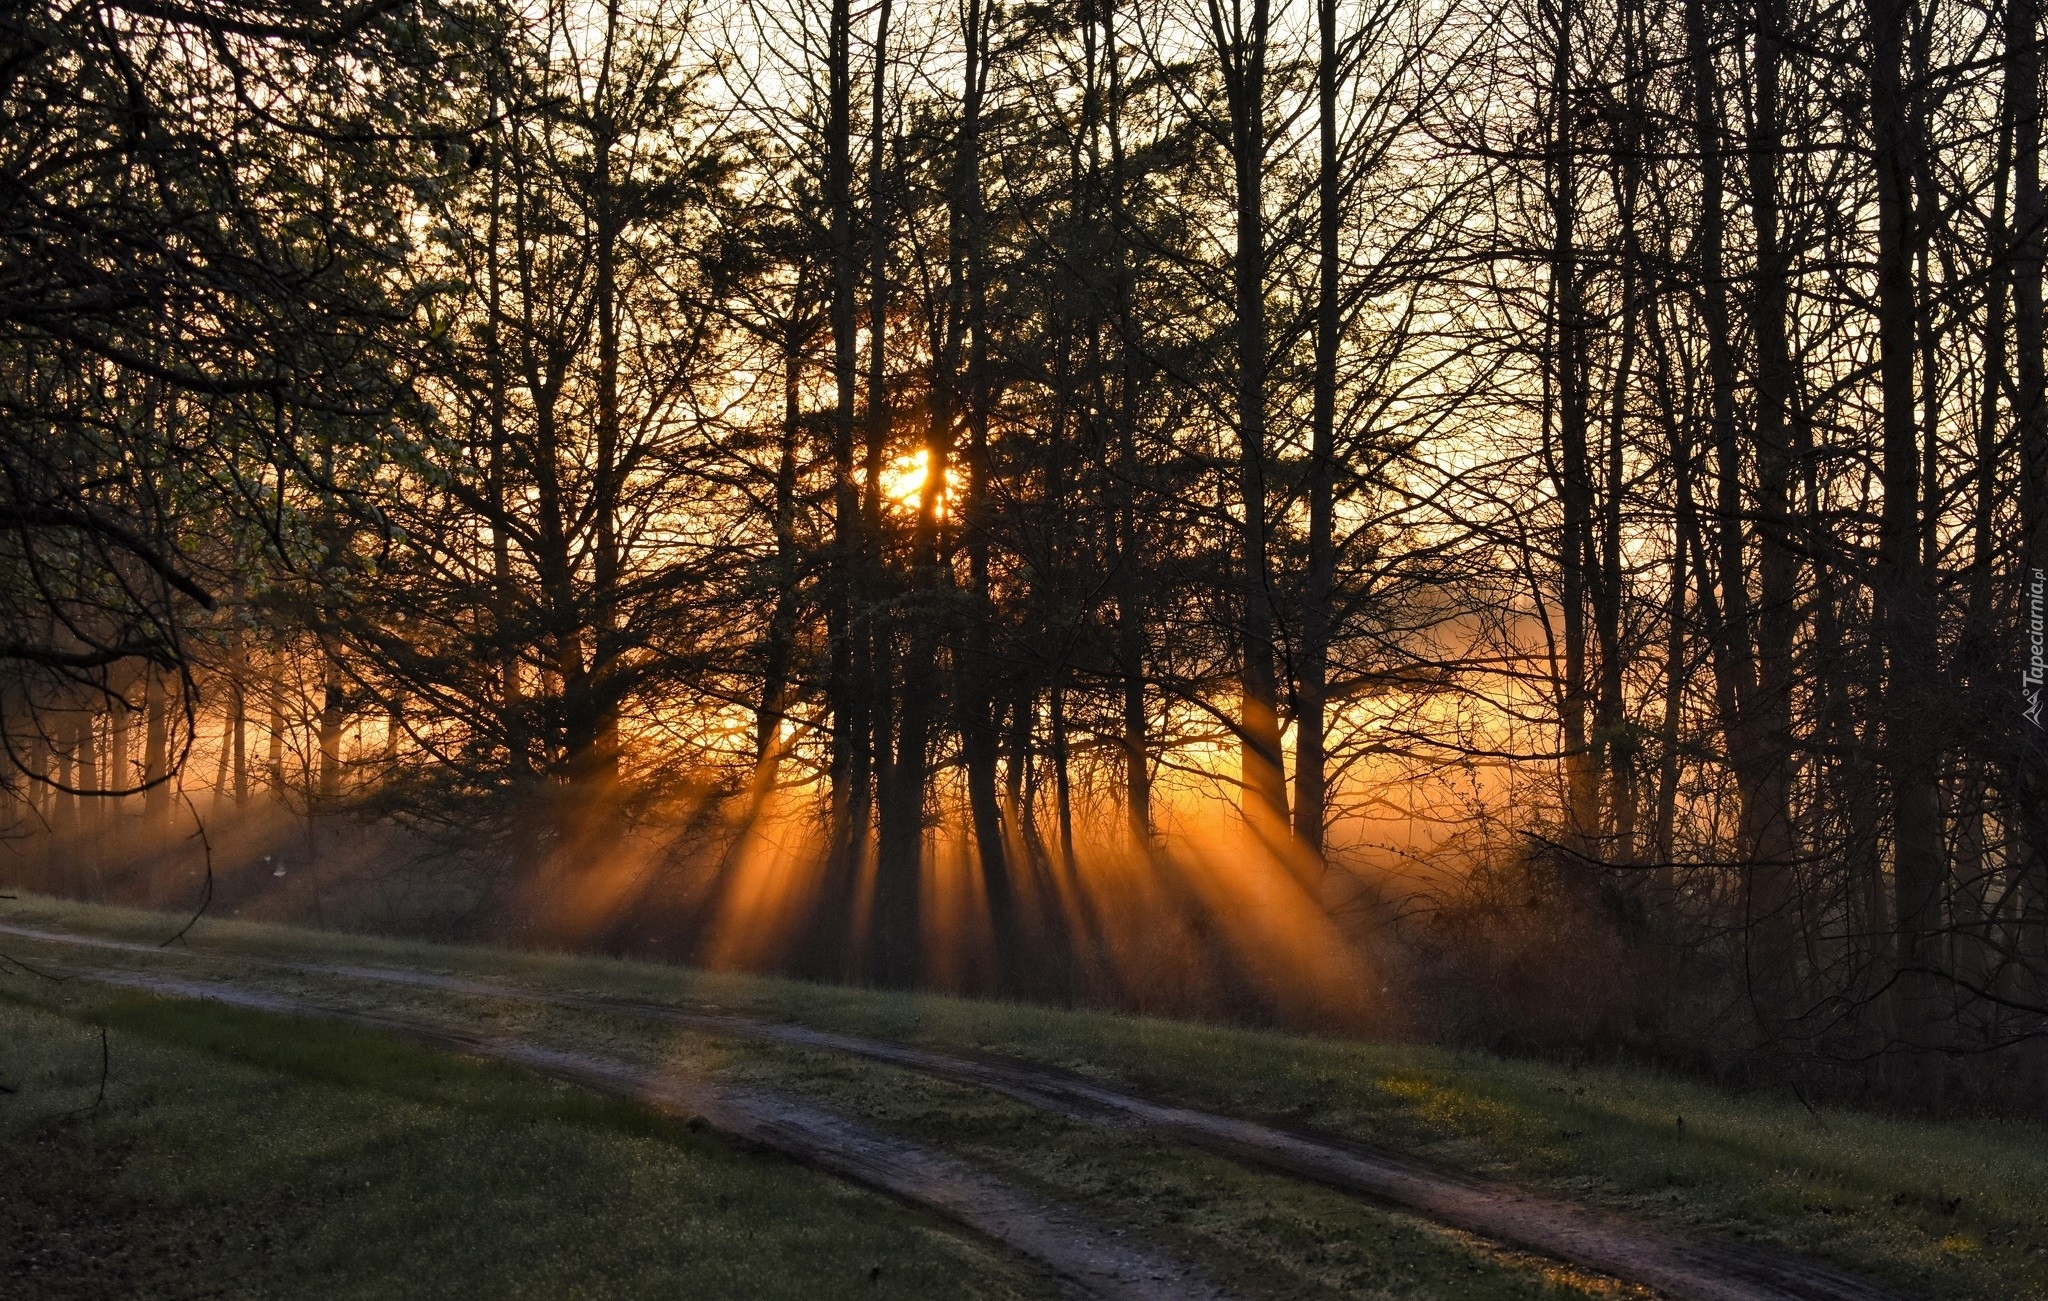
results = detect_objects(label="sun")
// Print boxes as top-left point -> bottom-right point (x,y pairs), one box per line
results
878,448 -> 961,518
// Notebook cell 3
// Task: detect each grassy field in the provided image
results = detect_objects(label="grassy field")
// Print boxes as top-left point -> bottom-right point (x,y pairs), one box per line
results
5,894 -> 2046,1300
0,990 -> 1049,1300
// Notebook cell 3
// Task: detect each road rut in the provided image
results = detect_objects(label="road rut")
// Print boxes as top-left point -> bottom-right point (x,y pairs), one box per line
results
0,922 -> 1911,1301
45,962 -> 1233,1301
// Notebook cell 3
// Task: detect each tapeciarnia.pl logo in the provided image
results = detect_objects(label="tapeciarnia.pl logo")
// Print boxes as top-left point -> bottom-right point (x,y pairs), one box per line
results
2029,567 -> 2047,729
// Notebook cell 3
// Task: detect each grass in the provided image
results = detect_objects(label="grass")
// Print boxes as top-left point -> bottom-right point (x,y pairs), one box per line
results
702,1033 -> 1651,1300
5,894 -> 2047,1300
0,985 -> 1050,1300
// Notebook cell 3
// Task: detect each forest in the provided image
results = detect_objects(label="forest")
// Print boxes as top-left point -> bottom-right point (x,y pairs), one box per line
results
3,0 -> 2045,1120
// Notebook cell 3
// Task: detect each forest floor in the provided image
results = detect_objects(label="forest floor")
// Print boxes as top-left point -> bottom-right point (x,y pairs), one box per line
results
1,896 -> 2043,1301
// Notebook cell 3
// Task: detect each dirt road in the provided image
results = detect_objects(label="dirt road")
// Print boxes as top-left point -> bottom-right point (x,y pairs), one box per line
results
0,923 -> 1910,1301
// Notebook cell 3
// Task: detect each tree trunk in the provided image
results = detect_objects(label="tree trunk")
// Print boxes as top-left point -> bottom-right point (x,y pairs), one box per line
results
1741,0 -> 1802,1006
144,666 -> 169,825
856,0 -> 895,866
78,704 -> 100,867
212,690 -> 232,813
53,710 -> 75,842
825,0 -> 866,873
108,667 -> 131,805
229,631 -> 248,807
1596,31 -> 1645,859
1294,0 -> 1340,860
2005,0 -> 2048,1082
1551,0 -> 1598,845
1867,0 -> 1946,1089
1643,280 -> 1692,873
953,0 -> 1013,973
1104,0 -> 1151,850
1051,682 -> 1075,869
319,653 -> 345,801
587,8 -> 624,804
756,321 -> 805,783
266,656 -> 285,799
1217,0 -> 1287,831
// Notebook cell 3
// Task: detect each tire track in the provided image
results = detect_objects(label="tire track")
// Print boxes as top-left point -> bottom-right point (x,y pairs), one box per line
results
50,963 -> 1232,1301
0,922 -> 1911,1301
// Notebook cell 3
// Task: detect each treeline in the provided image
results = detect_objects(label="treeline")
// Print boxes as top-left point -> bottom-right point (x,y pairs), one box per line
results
3,0 -> 2045,1106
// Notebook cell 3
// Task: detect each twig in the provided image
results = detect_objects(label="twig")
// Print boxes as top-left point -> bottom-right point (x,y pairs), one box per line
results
1790,1079 -> 1824,1125
162,794 -> 215,948
0,950 -> 67,982
54,1025 -> 110,1117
